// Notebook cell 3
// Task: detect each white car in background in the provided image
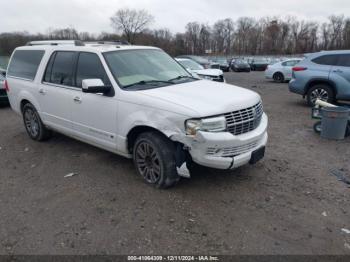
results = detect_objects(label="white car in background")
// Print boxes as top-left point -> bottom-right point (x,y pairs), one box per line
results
265,59 -> 302,82
175,58 -> 225,82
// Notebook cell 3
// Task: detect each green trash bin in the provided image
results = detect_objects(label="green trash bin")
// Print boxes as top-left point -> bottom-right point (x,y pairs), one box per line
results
321,106 -> 350,140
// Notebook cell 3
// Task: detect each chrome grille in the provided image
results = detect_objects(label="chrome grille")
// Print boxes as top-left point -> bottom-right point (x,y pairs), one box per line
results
224,102 -> 263,135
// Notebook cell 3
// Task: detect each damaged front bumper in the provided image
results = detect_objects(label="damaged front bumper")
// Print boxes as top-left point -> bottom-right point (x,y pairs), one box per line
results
175,113 -> 268,170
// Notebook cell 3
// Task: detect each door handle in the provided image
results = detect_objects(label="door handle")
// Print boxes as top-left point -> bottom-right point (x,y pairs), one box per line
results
73,96 -> 82,103
333,69 -> 343,73
38,88 -> 46,95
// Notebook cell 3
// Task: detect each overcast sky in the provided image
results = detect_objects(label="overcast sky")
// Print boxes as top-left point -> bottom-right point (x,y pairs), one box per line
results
1,0 -> 349,34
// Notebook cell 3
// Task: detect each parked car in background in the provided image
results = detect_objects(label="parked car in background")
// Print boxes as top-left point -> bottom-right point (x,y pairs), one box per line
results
0,68 -> 8,104
265,59 -> 302,82
6,41 -> 267,189
289,50 -> 350,106
250,58 -> 269,71
176,58 -> 225,82
0,68 -> 5,77
176,55 -> 212,69
231,59 -> 251,72
268,58 -> 282,65
211,57 -> 230,72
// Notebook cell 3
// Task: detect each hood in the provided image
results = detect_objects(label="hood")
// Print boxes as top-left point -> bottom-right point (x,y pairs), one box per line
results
192,69 -> 223,77
139,80 -> 261,117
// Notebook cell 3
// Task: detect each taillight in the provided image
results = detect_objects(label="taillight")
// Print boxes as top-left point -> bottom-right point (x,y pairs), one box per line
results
292,67 -> 307,72
4,80 -> 9,92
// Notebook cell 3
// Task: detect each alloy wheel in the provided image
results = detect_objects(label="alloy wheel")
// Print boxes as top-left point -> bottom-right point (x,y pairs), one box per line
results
310,88 -> 329,104
24,108 -> 39,137
135,142 -> 161,184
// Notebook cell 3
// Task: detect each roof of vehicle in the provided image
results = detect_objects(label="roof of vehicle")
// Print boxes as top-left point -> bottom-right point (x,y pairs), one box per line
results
304,50 -> 350,59
15,40 -> 160,53
318,49 -> 350,54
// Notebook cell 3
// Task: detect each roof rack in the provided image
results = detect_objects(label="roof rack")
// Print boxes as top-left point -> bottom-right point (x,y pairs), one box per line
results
26,40 -> 85,46
85,40 -> 130,46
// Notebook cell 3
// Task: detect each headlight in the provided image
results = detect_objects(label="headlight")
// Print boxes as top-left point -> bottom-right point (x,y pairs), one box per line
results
199,75 -> 212,80
185,116 -> 226,135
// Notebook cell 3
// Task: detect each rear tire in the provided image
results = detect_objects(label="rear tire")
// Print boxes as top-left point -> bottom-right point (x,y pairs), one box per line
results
22,103 -> 52,141
273,72 -> 284,83
307,85 -> 335,107
133,132 -> 180,189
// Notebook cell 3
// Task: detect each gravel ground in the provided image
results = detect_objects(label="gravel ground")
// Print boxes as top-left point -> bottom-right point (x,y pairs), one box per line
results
0,71 -> 349,255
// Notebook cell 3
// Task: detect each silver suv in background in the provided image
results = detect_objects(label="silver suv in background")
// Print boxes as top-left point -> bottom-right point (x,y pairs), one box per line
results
289,50 -> 350,106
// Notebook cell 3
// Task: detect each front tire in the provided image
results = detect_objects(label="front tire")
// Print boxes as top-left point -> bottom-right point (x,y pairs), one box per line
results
133,132 -> 180,189
307,85 -> 335,107
22,103 -> 52,141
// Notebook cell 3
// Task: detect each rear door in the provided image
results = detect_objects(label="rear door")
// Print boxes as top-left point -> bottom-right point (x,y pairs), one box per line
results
39,51 -> 81,133
329,54 -> 350,100
71,52 -> 118,151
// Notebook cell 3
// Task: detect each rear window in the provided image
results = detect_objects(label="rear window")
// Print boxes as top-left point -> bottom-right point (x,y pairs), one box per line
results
7,50 -> 44,80
312,55 -> 338,66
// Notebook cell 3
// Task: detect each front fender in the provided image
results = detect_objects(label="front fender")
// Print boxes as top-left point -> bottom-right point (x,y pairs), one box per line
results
117,101 -> 190,153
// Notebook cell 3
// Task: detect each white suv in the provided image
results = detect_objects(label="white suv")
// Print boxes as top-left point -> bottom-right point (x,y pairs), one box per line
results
6,40 -> 268,188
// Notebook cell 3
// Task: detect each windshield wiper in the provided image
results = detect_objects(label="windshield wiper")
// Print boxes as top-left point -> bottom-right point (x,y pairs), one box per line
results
124,80 -> 173,89
168,75 -> 197,82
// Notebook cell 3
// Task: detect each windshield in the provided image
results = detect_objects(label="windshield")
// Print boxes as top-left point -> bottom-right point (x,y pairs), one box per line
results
191,56 -> 210,64
104,49 -> 193,89
236,60 -> 248,65
214,58 -> 227,64
178,59 -> 204,70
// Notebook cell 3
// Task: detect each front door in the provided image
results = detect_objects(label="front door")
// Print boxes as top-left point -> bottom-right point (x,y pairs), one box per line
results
329,54 -> 350,100
71,52 -> 118,151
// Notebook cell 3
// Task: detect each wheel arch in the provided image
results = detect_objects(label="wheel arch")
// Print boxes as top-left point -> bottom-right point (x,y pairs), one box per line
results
17,90 -> 41,115
20,99 -> 32,113
126,125 -> 174,154
305,79 -> 337,97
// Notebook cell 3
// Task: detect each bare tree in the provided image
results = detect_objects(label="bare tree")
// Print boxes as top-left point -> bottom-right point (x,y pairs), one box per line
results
110,8 -> 154,44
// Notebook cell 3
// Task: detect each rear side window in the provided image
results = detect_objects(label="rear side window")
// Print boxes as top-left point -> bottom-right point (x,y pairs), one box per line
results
282,60 -> 299,67
49,52 -> 76,86
76,53 -> 111,88
337,54 -> 350,67
312,55 -> 338,66
7,50 -> 44,80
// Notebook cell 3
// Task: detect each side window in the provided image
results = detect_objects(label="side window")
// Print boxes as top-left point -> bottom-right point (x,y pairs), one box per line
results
337,54 -> 350,67
284,60 -> 300,67
7,50 -> 44,80
43,52 -> 56,83
76,53 -> 111,88
50,51 -> 76,86
312,55 -> 338,66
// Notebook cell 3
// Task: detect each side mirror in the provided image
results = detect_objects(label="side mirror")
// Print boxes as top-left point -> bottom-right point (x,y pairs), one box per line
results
82,79 -> 111,94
